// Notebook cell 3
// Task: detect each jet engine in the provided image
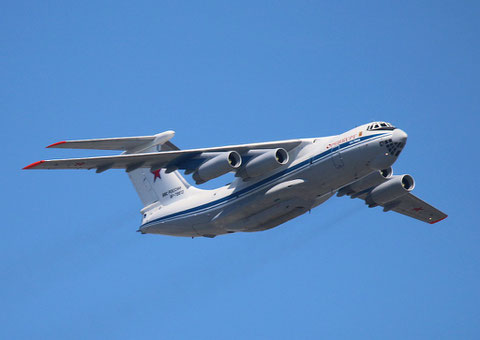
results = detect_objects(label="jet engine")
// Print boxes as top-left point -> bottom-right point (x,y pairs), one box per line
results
365,175 -> 415,207
192,151 -> 242,184
237,148 -> 289,179
337,167 -> 393,197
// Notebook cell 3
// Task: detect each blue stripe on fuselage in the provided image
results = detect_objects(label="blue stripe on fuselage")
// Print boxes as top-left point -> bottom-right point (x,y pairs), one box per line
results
141,133 -> 387,228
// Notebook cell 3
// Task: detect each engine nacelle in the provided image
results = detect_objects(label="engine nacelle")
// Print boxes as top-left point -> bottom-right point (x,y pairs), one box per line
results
337,168 -> 392,197
192,151 -> 242,184
366,174 -> 415,207
239,148 -> 289,179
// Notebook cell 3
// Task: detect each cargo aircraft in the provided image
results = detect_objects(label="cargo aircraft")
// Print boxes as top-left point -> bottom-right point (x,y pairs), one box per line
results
24,122 -> 447,237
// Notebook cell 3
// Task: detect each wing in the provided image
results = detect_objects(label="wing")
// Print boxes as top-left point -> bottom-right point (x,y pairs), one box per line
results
24,139 -> 302,173
388,193 -> 447,224
338,172 -> 447,224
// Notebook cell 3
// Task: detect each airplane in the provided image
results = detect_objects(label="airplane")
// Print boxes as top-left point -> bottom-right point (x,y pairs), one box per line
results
23,121 -> 447,238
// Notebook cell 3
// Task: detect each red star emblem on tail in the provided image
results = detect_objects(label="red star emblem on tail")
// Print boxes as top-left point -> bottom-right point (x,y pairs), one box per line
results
151,169 -> 161,182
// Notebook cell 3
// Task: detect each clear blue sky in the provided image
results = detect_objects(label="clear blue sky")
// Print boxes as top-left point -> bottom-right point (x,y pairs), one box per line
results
2,1 -> 479,339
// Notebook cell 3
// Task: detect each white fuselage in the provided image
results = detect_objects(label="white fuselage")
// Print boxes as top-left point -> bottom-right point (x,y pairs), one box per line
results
139,124 -> 406,237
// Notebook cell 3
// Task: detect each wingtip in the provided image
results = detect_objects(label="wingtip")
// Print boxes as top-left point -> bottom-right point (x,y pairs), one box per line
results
430,215 -> 448,224
23,160 -> 45,170
46,141 -> 66,148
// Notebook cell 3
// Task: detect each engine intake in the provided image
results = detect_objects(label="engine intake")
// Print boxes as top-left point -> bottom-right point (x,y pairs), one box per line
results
366,174 -> 415,207
192,151 -> 242,184
238,148 -> 289,179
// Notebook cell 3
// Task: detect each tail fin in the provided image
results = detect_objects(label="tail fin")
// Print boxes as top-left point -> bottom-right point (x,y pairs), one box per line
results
47,130 -> 195,208
128,167 -> 192,207
127,140 -> 194,208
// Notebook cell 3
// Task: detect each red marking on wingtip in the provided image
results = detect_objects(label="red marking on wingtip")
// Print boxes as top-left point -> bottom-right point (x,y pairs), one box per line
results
430,216 -> 448,224
23,160 -> 45,170
46,141 -> 66,148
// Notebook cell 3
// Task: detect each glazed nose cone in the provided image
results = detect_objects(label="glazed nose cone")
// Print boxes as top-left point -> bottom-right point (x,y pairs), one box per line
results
392,128 -> 408,145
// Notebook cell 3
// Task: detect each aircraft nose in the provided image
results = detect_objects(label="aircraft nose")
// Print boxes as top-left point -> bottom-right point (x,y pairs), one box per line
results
392,128 -> 408,145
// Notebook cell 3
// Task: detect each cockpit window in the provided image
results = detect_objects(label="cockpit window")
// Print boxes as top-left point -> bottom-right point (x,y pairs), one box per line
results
367,121 -> 395,131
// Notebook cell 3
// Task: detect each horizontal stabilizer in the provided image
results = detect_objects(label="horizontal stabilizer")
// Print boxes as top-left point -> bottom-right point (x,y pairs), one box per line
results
46,130 -> 177,152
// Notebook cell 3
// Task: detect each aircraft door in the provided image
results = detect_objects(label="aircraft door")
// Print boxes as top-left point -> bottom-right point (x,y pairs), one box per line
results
331,145 -> 344,169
